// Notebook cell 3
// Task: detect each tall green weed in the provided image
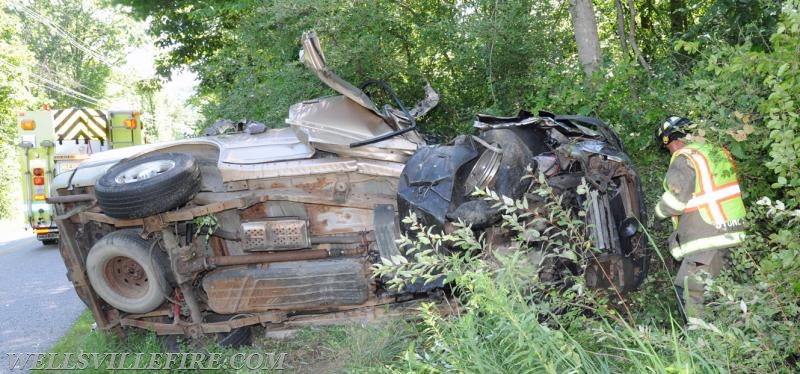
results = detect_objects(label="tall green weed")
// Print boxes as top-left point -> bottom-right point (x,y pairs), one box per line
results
378,177 -> 798,373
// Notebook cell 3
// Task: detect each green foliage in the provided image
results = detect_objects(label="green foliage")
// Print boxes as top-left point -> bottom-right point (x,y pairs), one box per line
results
113,0 -> 247,78
731,197 -> 800,299
376,179 -> 617,372
9,0 -> 142,108
691,196 -> 800,372
116,0 -> 577,136
381,184 -> 799,373
134,78 -> 161,140
755,3 -> 800,203
372,211 -> 480,292
682,0 -> 783,50
33,310 -> 165,374
193,214 -> 218,241
0,3 -> 37,219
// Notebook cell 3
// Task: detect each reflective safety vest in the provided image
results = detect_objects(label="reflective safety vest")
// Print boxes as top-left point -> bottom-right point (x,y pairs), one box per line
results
670,143 -> 746,226
666,143 -> 747,259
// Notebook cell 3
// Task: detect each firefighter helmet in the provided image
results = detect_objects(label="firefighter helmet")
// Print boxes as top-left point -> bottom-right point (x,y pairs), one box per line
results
655,116 -> 691,148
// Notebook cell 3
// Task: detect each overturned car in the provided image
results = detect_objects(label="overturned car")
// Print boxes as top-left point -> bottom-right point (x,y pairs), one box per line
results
50,32 -> 648,339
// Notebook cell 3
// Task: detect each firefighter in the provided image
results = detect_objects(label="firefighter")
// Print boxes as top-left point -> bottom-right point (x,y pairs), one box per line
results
654,116 -> 747,312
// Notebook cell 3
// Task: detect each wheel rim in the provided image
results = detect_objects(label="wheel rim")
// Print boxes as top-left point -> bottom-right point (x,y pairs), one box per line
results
114,160 -> 176,184
104,256 -> 149,298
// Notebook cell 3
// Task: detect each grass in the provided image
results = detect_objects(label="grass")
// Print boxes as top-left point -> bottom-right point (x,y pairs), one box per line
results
31,197 -> 799,373
31,309 -> 421,374
29,310 -> 164,374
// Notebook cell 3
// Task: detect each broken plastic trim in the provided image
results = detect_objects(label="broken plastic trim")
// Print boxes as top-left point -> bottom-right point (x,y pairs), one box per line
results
349,80 -> 417,148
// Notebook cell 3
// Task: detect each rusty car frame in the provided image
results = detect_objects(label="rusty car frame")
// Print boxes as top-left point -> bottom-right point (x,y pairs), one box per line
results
49,31 -> 649,340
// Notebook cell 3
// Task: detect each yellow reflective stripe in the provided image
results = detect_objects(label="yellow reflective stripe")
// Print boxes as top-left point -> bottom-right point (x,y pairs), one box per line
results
655,203 -> 666,218
661,191 -> 686,211
670,232 -> 746,259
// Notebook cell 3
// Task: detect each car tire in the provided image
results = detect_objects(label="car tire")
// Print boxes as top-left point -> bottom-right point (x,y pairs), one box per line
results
95,152 -> 201,219
86,230 -> 168,314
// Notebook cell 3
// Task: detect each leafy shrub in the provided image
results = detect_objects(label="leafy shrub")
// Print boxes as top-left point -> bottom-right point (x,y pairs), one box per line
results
378,176 -> 799,373
755,2 -> 800,204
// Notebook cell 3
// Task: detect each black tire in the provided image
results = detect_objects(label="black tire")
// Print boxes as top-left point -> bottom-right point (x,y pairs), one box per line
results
86,230 -> 168,314
41,239 -> 58,246
95,153 -> 201,219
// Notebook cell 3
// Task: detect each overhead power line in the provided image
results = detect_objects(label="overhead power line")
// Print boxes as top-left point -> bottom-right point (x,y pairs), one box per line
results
0,57 -> 107,107
35,64 -> 108,99
8,0 -> 146,90
11,1 -> 119,70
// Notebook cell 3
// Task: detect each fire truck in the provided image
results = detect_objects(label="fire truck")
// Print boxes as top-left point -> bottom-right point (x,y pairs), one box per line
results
17,107 -> 145,244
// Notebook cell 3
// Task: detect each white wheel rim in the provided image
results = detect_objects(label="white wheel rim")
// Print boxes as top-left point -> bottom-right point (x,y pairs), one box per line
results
114,160 -> 176,184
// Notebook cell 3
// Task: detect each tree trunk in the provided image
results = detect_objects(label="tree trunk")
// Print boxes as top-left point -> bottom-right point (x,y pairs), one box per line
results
640,0 -> 655,58
614,0 -> 629,57
627,0 -> 652,74
568,0 -> 602,79
669,0 -> 688,37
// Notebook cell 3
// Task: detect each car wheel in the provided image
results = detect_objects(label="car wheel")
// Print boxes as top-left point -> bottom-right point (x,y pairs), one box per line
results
95,152 -> 201,219
86,230 -> 168,314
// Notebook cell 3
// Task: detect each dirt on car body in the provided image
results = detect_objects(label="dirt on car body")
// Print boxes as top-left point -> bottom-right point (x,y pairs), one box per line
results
49,31 -> 648,341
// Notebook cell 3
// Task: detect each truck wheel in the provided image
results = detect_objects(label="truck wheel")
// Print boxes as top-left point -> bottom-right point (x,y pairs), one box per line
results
95,152 -> 201,219
86,230 -> 168,314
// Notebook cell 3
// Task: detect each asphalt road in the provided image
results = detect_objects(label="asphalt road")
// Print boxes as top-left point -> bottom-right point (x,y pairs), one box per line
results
0,227 -> 85,372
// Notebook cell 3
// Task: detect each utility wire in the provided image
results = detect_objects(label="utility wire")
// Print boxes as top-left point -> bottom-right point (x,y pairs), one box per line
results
39,67 -> 107,100
38,80 -> 104,107
9,1 -> 144,90
11,1 -> 118,70
0,57 -> 106,107
5,1 -> 157,109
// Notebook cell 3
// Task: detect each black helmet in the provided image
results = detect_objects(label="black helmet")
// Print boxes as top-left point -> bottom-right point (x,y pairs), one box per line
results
655,116 -> 691,148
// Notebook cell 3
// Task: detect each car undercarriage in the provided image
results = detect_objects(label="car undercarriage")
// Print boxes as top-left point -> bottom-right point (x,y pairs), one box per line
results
49,31 -> 648,340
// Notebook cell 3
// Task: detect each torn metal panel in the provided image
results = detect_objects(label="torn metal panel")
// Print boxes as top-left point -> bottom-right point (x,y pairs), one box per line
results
288,97 -> 396,143
300,31 -> 383,117
287,96 -> 420,161
567,139 -> 628,163
407,83 -> 440,119
398,139 -> 479,228
474,111 -> 603,140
